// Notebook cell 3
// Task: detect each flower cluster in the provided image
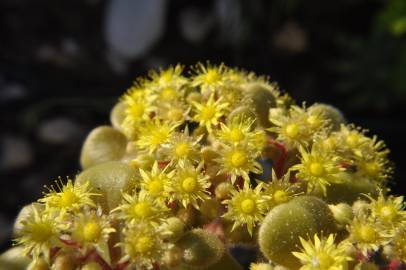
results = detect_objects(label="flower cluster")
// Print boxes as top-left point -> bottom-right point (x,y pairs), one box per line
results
11,63 -> 403,270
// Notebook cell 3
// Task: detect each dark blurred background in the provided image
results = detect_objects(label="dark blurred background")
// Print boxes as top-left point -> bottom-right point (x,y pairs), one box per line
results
1,0 -> 406,252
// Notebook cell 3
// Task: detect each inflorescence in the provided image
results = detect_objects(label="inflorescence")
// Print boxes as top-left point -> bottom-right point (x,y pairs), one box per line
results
10,63 -> 404,270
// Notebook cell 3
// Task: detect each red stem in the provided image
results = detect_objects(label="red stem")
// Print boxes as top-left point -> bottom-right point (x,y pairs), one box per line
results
268,139 -> 288,178
114,261 -> 129,270
86,249 -> 113,270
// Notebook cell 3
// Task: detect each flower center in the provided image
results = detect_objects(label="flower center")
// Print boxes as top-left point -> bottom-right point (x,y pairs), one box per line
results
201,106 -> 216,120
309,162 -> 325,177
380,205 -> 397,221
175,143 -> 190,158
133,202 -> 153,218
167,108 -> 183,122
229,128 -> 244,142
241,198 -> 256,214
129,103 -> 145,119
83,222 -> 102,243
161,87 -> 177,101
285,124 -> 299,139
60,189 -> 79,208
364,162 -> 379,177
148,179 -> 164,195
307,115 -> 321,128
182,177 -> 198,193
30,222 -> 53,243
135,236 -> 154,253
151,129 -> 170,145
346,133 -> 360,148
205,70 -> 221,84
273,190 -> 289,204
316,252 -> 334,269
231,151 -> 247,168
358,225 -> 377,243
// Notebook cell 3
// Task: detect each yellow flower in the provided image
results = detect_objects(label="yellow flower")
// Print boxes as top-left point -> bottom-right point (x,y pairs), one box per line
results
347,215 -> 387,255
192,93 -> 229,133
191,62 -> 228,95
292,234 -> 352,270
354,153 -> 392,184
70,210 -> 115,250
263,170 -> 302,209
269,105 -> 329,149
119,223 -> 165,269
112,191 -> 168,226
217,117 -> 265,151
291,146 -> 343,195
222,183 -> 267,235
162,126 -> 202,164
392,227 -> 406,263
169,161 -> 211,209
333,125 -> 370,156
157,101 -> 190,123
14,205 -> 62,260
39,178 -> 98,216
136,119 -> 179,154
367,192 -> 406,229
217,144 -> 263,184
147,64 -> 187,90
140,161 -> 175,205
121,85 -> 155,138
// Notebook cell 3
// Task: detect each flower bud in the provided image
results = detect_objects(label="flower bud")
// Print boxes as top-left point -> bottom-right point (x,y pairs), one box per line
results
328,203 -> 354,229
161,217 -> 185,242
13,203 -> 43,237
52,252 -> 77,270
81,262 -> 102,270
250,263 -> 274,270
308,103 -> 346,131
110,102 -> 126,131
324,178 -> 379,204
242,82 -> 278,127
80,126 -> 127,169
215,182 -> 233,200
0,247 -> 30,270
27,258 -> 49,270
161,246 -> 183,268
227,106 -> 257,126
76,161 -> 139,212
177,229 -> 224,268
258,196 -> 336,269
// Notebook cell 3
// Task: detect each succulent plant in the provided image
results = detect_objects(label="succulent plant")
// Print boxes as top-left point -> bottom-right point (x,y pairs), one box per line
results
6,63 -> 404,270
